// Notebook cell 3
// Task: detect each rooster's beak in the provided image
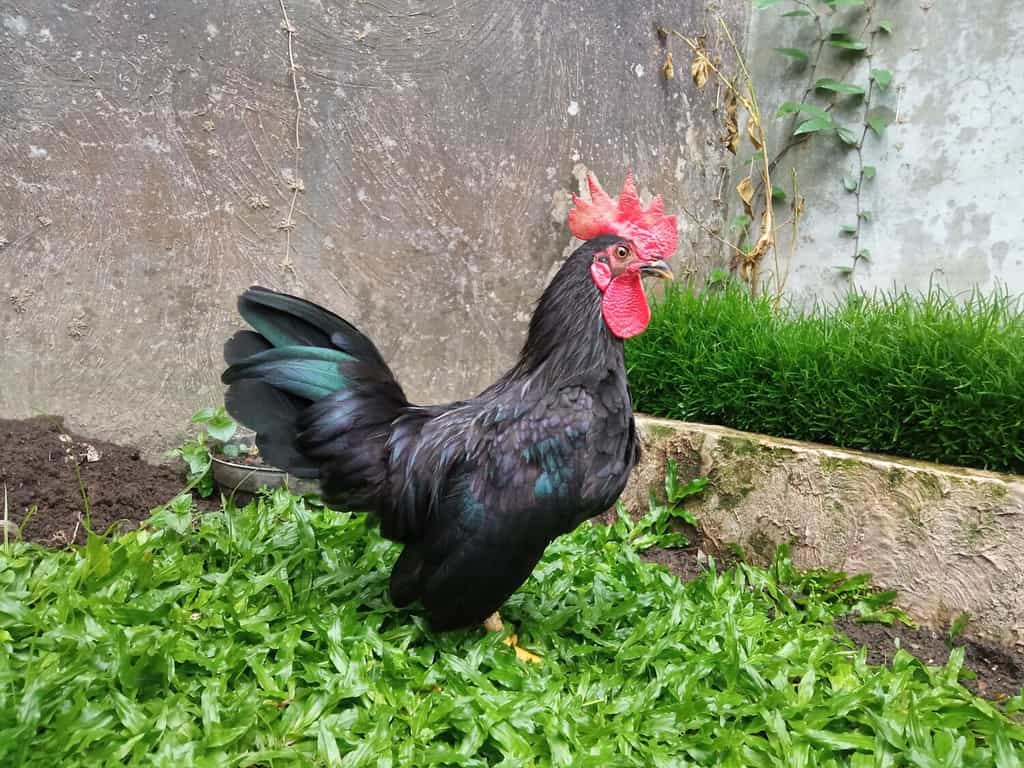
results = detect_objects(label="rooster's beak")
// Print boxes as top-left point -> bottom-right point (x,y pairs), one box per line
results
639,259 -> 674,280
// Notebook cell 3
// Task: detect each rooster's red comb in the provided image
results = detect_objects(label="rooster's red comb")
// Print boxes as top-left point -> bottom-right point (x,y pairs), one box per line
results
568,170 -> 678,262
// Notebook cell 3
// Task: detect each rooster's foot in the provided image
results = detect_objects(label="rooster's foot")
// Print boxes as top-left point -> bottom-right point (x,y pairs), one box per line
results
482,612 -> 542,664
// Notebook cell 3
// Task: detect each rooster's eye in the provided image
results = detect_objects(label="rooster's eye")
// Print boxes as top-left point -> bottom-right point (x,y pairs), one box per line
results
615,245 -> 629,259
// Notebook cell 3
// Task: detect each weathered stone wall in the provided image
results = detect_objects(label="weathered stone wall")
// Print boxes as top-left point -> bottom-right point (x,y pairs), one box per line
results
625,416 -> 1024,651
0,0 -> 744,448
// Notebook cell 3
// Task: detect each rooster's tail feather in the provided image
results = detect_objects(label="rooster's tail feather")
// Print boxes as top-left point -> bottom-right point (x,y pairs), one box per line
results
222,287 -> 407,493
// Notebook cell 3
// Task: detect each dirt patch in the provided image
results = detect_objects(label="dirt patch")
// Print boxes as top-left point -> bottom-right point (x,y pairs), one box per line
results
0,416 -> 203,547
640,528 -> 742,583
835,616 -> 1024,702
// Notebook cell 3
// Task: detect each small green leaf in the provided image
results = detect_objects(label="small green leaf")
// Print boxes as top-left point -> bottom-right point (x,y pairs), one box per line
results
754,0 -> 783,7
879,20 -> 894,34
797,667 -> 817,704
843,175 -> 859,192
777,102 -> 829,120
191,407 -> 217,423
829,39 -> 868,52
794,117 -> 834,135
771,185 -> 787,202
871,68 -> 893,90
867,116 -> 889,137
834,0 -> 866,6
190,406 -> 237,443
859,210 -> 873,221
840,224 -> 858,235
835,265 -> 855,277
836,126 -> 859,145
730,214 -> 752,232
863,165 -> 877,180
206,415 -> 236,443
805,729 -> 875,751
775,47 -> 809,61
85,533 -> 112,579
815,79 -> 866,96
856,248 -> 872,263
949,611 -> 971,642
829,26 -> 850,37
782,9 -> 812,16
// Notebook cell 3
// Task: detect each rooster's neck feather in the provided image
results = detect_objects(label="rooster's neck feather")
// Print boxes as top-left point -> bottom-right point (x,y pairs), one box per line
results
505,236 -> 625,392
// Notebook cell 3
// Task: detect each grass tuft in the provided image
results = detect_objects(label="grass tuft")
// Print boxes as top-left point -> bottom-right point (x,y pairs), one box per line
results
0,490 -> 1021,765
627,282 -> 1024,473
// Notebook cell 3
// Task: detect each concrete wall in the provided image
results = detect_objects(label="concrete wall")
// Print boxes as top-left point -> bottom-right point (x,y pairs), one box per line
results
741,1 -> 1024,303
0,0 -> 744,448
625,417 -> 1024,651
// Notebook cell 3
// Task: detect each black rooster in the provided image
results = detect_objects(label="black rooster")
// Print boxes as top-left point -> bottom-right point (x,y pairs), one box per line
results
222,171 -> 676,659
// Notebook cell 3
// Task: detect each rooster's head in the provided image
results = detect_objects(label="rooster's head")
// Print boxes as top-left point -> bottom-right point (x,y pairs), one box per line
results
568,171 -> 677,338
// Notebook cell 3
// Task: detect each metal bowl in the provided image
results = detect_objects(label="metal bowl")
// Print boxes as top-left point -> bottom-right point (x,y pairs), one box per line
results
210,455 -> 320,499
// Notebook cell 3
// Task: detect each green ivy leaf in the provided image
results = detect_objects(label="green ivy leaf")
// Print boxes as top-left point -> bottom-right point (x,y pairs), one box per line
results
771,185 -> 787,202
835,265 -> 855,277
867,116 -> 889,137
843,175 -> 859,192
840,224 -> 858,235
856,248 -> 872,263
829,39 -> 868,52
775,47 -> 809,61
777,102 -> 829,120
829,26 -> 850,37
859,210 -> 873,221
794,117 -> 834,135
836,126 -> 859,146
815,79 -> 866,96
863,166 -> 877,180
870,69 -> 893,90
879,20 -> 894,34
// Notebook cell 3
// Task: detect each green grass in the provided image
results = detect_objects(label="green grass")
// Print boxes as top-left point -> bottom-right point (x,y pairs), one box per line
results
1,491 -> 1022,766
627,283 -> 1024,474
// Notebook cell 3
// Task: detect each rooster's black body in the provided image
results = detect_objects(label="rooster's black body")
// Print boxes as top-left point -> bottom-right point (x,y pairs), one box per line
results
223,235 -> 642,630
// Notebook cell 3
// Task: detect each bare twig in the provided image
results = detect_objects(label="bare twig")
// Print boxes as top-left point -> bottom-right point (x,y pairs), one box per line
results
278,0 -> 302,273
679,204 -> 747,259
279,0 -> 302,152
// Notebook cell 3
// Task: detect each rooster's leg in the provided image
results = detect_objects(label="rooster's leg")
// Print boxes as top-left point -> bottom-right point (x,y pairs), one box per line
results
482,611 -> 542,663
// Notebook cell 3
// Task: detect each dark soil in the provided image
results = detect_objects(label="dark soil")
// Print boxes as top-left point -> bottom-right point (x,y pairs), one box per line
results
641,535 -> 742,582
0,416 -> 205,546
836,616 -> 1024,702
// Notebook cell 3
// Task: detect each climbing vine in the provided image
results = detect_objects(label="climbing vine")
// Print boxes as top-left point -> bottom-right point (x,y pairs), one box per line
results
660,0 -> 896,295
756,0 -> 896,280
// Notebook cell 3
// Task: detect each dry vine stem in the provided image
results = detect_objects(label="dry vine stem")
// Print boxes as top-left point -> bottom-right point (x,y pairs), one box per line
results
278,0 -> 303,273
673,19 -> 789,299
